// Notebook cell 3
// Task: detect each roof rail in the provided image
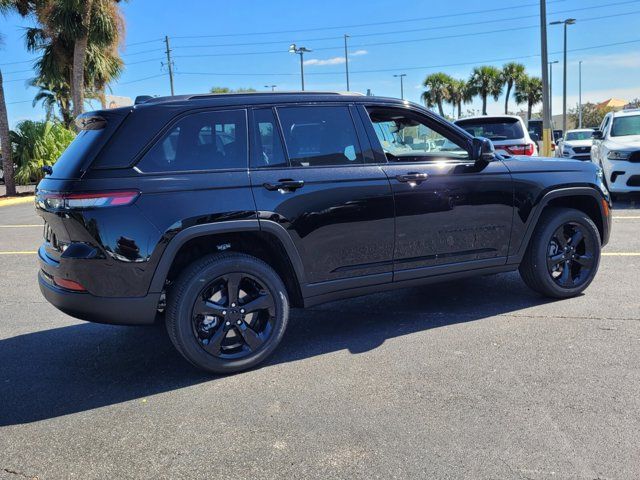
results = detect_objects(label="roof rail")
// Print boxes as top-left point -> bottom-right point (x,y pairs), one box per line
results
186,91 -> 360,101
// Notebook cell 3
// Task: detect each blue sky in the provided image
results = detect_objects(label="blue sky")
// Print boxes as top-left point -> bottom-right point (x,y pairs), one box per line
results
2,0 -> 640,126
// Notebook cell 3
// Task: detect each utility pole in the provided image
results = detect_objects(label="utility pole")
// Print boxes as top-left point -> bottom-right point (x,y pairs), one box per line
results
551,18 -> 576,133
540,0 -> 553,157
164,35 -> 175,96
578,60 -> 583,128
344,34 -> 350,91
549,60 -> 558,122
394,73 -> 407,100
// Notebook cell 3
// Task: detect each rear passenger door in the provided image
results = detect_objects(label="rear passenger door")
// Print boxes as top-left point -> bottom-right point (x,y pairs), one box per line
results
249,105 -> 395,295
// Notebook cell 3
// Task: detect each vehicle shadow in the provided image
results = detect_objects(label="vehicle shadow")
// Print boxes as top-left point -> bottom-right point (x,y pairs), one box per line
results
0,272 -> 552,426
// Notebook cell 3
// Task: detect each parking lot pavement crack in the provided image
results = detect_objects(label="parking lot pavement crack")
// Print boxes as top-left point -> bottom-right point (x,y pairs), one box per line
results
500,313 -> 640,322
1,468 -> 38,480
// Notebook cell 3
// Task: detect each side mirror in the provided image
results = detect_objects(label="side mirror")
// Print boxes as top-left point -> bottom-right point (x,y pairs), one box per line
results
472,136 -> 495,163
592,130 -> 604,140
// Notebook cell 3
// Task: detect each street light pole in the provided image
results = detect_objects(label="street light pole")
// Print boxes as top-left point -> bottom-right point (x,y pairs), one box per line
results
393,73 -> 407,100
578,60 -> 583,128
289,44 -> 312,91
551,18 -> 576,133
344,34 -> 350,91
540,1 -> 553,157
549,60 -> 558,123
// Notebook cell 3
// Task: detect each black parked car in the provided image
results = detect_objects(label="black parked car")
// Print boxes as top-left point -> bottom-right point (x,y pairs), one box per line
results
36,92 -> 612,373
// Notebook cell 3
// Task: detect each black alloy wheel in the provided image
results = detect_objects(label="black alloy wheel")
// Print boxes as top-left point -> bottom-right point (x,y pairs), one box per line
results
166,252 -> 289,374
192,273 -> 276,359
519,207 -> 601,299
546,222 -> 596,289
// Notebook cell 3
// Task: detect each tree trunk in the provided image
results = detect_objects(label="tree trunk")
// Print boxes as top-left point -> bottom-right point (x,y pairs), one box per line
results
504,82 -> 512,114
482,95 -> 487,115
71,0 -> 94,121
0,69 -> 16,196
527,101 -> 533,121
437,99 -> 444,117
457,101 -> 462,119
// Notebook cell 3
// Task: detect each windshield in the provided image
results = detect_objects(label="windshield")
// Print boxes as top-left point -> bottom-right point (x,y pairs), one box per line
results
456,118 -> 525,141
565,131 -> 593,141
611,115 -> 640,137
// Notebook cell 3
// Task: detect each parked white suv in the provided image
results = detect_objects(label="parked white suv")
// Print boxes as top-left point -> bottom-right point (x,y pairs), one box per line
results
591,109 -> 640,195
555,128 -> 594,160
455,115 -> 538,157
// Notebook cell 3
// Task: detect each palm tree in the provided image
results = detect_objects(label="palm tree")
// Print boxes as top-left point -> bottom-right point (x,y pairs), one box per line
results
514,75 -> 543,120
468,66 -> 503,115
447,79 -> 473,119
501,62 -> 526,114
0,0 -> 18,195
26,0 -> 124,121
422,72 -> 453,116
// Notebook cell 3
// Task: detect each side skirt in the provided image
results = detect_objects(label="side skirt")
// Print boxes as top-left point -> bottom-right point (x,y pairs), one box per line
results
302,263 -> 519,308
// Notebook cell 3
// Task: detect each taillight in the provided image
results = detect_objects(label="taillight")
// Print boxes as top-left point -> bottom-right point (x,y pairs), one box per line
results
41,190 -> 139,210
505,144 -> 535,156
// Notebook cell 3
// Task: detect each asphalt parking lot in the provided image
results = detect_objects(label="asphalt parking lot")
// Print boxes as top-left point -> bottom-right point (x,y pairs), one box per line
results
1,198 -> 639,480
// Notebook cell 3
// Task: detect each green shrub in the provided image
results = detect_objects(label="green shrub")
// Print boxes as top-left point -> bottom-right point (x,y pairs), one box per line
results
10,120 -> 75,184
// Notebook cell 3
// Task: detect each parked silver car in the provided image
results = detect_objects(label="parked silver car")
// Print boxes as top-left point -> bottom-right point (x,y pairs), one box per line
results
555,129 -> 594,160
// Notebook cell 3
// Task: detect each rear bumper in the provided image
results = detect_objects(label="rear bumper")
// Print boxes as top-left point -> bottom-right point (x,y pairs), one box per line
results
38,246 -> 160,325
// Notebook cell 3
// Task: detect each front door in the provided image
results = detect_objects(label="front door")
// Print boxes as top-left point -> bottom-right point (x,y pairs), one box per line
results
361,105 -> 514,281
249,105 -> 395,296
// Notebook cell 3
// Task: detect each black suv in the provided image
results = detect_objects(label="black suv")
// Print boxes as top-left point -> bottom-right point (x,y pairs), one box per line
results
36,92 -> 611,373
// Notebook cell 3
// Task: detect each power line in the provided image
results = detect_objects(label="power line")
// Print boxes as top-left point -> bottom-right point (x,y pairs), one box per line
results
118,73 -> 167,85
166,0 -> 640,50
171,0 -> 565,39
171,38 -> 640,78
169,8 -> 640,60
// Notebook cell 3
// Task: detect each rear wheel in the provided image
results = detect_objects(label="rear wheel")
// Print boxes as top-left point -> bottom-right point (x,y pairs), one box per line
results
166,252 -> 289,374
519,207 -> 601,298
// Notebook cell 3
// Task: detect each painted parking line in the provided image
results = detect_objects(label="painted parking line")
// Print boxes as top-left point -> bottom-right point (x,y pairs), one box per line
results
0,224 -> 42,228
0,251 -> 38,255
613,216 -> 640,219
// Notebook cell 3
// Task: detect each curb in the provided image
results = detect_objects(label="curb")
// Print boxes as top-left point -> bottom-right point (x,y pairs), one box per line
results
0,196 -> 35,208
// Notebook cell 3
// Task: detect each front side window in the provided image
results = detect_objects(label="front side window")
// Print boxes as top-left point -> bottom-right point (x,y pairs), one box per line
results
137,109 -> 247,172
611,115 -> 640,137
367,107 -> 468,161
276,106 -> 363,167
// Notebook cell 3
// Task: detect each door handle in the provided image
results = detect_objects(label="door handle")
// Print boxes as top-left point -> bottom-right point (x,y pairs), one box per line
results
263,179 -> 305,192
396,172 -> 428,184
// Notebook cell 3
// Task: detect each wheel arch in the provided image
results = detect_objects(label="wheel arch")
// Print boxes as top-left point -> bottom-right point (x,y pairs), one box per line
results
511,187 -> 609,263
149,220 -> 305,307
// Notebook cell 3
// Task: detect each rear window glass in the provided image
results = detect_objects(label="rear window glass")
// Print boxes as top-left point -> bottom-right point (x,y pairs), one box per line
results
137,109 -> 247,172
51,129 -> 104,179
456,118 -> 525,141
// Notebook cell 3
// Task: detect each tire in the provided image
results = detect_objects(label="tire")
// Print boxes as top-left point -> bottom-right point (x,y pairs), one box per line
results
519,207 -> 601,299
166,252 -> 289,374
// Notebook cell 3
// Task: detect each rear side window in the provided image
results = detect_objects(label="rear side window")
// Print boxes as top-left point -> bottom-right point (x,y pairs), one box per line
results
456,118 -> 525,141
137,109 -> 247,172
252,108 -> 287,168
51,130 -> 103,178
276,106 -> 363,167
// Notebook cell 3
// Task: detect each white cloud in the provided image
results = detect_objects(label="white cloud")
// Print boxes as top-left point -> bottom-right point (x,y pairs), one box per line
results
303,50 -> 367,67
570,51 -> 640,70
304,56 -> 345,66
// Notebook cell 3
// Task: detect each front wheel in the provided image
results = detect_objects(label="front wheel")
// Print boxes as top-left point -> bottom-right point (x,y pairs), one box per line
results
519,207 -> 601,299
166,252 -> 289,374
